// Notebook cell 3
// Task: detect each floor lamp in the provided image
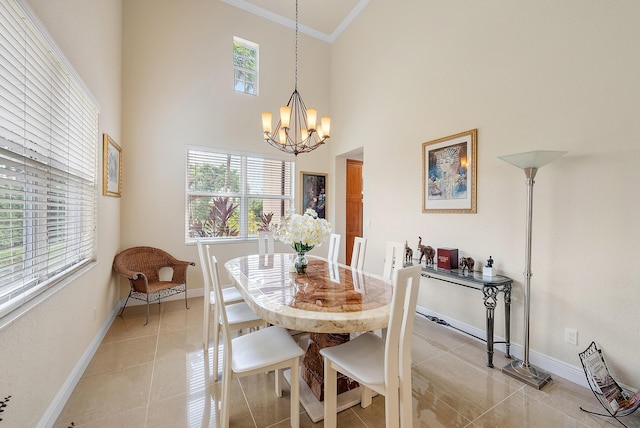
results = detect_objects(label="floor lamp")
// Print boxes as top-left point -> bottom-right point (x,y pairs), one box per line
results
498,150 -> 567,389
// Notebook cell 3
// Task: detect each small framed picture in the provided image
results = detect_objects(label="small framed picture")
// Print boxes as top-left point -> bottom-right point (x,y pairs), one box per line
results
300,172 -> 327,219
422,129 -> 477,213
103,133 -> 122,197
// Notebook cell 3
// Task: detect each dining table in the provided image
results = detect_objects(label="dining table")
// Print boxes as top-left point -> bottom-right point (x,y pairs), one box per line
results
224,252 -> 394,422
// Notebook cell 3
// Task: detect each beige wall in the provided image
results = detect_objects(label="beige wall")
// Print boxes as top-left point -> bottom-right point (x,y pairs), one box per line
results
329,0 -> 640,386
121,0 -> 332,292
0,0 -> 123,426
3,1 -> 639,425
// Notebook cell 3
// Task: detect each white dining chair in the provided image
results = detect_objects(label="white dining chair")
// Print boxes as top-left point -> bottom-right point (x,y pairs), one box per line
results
208,246 -> 267,380
258,230 -> 275,255
212,255 -> 304,428
350,236 -> 367,271
197,240 -> 244,345
382,241 -> 406,280
327,233 -> 340,263
320,264 -> 422,428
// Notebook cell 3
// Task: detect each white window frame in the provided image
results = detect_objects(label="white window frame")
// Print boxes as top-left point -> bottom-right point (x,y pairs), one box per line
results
0,0 -> 99,322
233,36 -> 258,96
185,146 -> 294,243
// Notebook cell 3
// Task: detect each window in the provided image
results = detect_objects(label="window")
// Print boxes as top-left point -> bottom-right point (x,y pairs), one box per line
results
186,148 -> 293,242
0,0 -> 99,319
233,37 -> 258,96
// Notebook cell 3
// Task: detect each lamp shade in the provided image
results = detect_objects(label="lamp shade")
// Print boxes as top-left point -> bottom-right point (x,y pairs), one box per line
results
498,150 -> 567,170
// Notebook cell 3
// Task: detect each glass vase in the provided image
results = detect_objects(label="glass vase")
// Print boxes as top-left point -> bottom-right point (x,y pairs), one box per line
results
294,251 -> 308,274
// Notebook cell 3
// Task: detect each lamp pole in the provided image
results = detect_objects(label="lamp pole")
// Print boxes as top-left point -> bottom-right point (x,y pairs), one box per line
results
498,150 -> 566,389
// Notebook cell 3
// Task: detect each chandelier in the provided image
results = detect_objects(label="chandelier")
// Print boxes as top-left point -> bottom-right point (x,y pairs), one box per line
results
261,0 -> 330,156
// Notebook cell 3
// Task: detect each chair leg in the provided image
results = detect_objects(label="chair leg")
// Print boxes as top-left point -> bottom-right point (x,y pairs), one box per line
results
220,368 -> 231,427
145,295 -> 150,326
290,358 -> 300,428
399,367 -> 413,427
275,369 -> 282,397
203,302 -> 210,350
385,386 -> 400,428
360,386 -> 373,408
323,357 -> 338,428
184,287 -> 189,309
212,308 -> 220,382
119,291 -> 132,317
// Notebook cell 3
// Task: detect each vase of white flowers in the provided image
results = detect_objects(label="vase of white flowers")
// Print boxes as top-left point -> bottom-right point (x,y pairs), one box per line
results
272,208 -> 331,274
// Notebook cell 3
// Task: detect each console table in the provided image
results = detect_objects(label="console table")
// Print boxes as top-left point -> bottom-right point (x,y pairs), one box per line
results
419,264 -> 513,368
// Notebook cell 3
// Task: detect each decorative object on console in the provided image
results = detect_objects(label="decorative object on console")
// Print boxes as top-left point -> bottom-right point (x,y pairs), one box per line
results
417,236 -> 435,265
459,257 -> 475,273
483,256 -> 495,277
260,0 -> 330,156
422,129 -> 477,213
272,208 -> 331,274
437,247 -> 459,270
404,241 -> 413,264
498,150 -> 567,389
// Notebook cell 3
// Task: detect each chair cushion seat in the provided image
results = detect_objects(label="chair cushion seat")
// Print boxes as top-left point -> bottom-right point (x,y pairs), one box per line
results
320,332 -> 385,386
144,281 -> 184,294
225,302 -> 262,325
209,286 -> 244,305
232,325 -> 304,374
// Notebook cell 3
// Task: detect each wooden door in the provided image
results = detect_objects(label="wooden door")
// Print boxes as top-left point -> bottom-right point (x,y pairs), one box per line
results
345,159 -> 363,265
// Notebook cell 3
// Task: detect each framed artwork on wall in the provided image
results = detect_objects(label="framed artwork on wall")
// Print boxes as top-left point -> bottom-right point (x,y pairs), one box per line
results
103,133 -> 122,197
422,129 -> 477,213
300,172 -> 327,219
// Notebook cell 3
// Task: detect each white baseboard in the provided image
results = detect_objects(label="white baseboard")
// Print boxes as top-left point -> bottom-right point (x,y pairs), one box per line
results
37,303 -> 121,428
415,305 -> 588,388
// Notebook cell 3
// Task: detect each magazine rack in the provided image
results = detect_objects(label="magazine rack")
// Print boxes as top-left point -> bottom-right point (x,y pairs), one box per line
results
578,341 -> 640,428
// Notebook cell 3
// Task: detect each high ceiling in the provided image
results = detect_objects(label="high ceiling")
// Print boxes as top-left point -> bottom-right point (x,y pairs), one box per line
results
220,0 -> 370,43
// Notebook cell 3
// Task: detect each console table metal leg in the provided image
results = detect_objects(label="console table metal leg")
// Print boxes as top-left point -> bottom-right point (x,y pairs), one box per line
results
483,286 -> 499,368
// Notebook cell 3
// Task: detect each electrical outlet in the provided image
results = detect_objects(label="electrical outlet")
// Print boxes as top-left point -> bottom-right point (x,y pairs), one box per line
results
565,328 -> 577,345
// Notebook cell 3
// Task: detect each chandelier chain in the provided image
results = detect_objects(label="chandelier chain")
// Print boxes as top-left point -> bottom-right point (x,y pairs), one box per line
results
295,0 -> 298,90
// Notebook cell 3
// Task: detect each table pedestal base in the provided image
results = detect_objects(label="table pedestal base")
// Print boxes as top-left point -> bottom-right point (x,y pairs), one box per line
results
301,332 -> 359,401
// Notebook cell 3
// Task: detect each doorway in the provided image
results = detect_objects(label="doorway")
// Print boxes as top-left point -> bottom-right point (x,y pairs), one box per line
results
345,159 -> 363,265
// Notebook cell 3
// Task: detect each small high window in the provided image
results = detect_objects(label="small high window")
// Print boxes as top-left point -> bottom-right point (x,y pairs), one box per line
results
233,37 -> 258,95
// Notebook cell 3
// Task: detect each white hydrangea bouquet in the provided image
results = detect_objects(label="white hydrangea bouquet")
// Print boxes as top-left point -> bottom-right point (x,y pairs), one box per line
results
272,208 -> 331,273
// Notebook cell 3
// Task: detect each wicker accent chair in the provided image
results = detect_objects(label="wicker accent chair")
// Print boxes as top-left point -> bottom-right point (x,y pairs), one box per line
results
113,246 -> 195,325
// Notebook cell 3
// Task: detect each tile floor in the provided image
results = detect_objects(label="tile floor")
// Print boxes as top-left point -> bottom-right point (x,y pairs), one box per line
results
54,297 -> 639,427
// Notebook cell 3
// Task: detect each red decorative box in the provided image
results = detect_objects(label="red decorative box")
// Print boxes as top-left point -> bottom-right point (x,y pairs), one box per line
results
437,248 -> 458,270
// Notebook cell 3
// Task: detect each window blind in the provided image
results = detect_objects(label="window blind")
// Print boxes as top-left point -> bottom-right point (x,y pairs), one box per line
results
186,148 -> 293,241
0,0 -> 99,319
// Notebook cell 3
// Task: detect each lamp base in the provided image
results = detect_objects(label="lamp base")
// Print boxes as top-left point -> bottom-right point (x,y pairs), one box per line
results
502,360 -> 552,389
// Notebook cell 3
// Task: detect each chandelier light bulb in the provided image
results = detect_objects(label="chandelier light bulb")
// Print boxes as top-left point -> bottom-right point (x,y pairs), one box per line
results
280,106 -> 291,129
306,108 -> 317,131
320,116 -> 331,138
261,112 -> 272,134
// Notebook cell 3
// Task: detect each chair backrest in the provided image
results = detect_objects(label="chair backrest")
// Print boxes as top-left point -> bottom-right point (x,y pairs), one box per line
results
196,240 -> 212,294
327,233 -> 340,263
258,231 -> 275,255
382,241 -> 406,280
210,255 -> 234,367
384,264 -> 421,394
113,246 -> 188,291
350,237 -> 367,271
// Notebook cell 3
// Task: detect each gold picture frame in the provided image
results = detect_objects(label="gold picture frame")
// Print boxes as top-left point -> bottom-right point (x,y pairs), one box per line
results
422,129 -> 477,213
300,171 -> 327,219
103,133 -> 122,197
